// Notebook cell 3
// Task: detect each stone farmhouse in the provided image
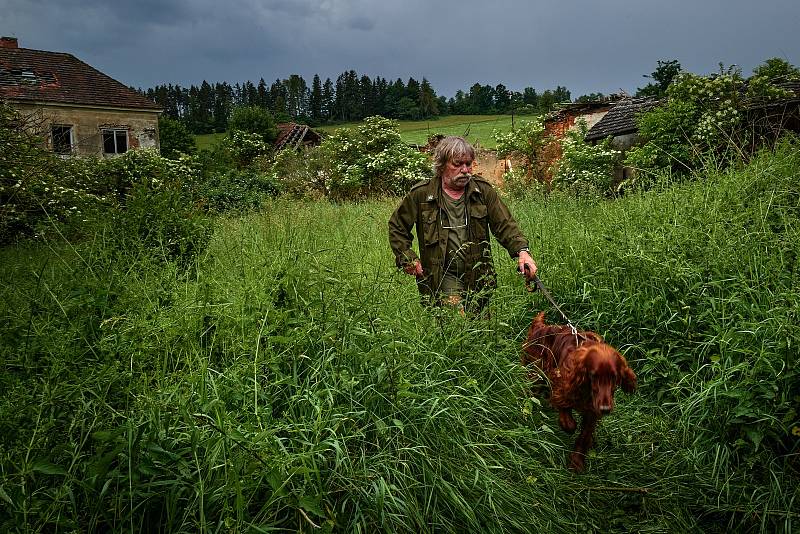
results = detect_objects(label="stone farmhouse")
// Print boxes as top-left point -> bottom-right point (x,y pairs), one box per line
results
0,37 -> 161,157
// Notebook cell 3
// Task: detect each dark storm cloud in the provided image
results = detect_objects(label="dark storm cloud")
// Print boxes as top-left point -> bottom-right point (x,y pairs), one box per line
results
346,16 -> 375,31
1,0 -> 798,98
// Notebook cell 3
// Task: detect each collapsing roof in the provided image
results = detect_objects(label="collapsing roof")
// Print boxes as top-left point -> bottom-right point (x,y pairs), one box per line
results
274,123 -> 322,150
0,38 -> 160,111
544,98 -> 621,125
584,97 -> 661,142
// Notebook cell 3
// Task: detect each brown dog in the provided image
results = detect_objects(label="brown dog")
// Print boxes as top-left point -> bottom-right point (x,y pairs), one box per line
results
522,312 -> 636,472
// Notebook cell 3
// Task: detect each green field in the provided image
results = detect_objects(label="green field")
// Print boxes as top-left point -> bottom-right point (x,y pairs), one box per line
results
195,115 -> 520,151
194,131 -> 226,151
317,114 -> 517,148
2,141 -> 798,531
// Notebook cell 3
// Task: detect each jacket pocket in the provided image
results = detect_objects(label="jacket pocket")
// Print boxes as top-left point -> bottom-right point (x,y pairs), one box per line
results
422,208 -> 438,245
469,204 -> 488,242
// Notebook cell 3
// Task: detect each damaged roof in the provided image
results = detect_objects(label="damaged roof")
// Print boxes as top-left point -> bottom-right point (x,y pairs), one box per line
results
275,122 -> 322,150
744,80 -> 800,109
0,45 -> 161,111
544,98 -> 620,124
584,97 -> 661,142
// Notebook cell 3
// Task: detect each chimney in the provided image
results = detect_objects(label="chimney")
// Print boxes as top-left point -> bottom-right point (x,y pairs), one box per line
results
1,37 -> 19,49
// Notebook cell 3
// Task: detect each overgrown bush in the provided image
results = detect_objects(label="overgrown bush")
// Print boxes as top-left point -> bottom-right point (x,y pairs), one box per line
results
222,130 -> 271,168
493,117 -> 550,186
0,102 -> 110,242
228,105 -> 279,144
625,58 -> 800,181
158,115 -> 196,159
91,150 -> 213,263
261,148 -> 325,199
315,116 -> 430,198
192,168 -> 281,212
550,119 -> 622,196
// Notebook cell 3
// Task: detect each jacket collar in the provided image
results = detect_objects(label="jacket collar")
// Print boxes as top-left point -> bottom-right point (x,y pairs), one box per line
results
426,175 -> 482,205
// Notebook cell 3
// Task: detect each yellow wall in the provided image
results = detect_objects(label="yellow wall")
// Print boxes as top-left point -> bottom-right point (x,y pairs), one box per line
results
13,102 -> 160,157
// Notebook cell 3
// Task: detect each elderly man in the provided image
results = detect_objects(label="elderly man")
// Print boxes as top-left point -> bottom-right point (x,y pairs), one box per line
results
388,136 -> 537,312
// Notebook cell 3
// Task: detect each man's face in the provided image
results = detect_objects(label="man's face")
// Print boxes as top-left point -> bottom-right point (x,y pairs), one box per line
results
441,156 -> 473,191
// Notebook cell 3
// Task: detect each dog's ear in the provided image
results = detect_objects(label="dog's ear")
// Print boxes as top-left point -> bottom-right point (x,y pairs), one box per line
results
565,346 -> 592,388
615,354 -> 637,393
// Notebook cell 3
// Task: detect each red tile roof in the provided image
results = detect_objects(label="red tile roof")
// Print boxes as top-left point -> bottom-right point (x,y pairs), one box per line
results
0,46 -> 161,111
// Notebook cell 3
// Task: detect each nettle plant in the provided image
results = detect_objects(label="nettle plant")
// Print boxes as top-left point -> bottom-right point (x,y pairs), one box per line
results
317,116 -> 430,198
550,119 -> 621,196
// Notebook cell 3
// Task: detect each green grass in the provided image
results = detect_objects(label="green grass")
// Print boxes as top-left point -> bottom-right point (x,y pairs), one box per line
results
194,131 -> 227,151
1,142 -> 799,532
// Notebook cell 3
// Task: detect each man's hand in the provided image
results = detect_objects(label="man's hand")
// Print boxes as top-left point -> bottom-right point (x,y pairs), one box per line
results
403,259 -> 424,277
518,250 -> 537,281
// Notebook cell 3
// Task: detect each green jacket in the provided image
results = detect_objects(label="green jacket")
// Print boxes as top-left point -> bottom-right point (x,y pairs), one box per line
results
388,175 -> 529,299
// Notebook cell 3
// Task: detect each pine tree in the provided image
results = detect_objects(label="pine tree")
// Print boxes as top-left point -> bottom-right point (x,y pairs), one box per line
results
309,74 -> 323,123
322,78 -> 335,122
419,78 -> 439,118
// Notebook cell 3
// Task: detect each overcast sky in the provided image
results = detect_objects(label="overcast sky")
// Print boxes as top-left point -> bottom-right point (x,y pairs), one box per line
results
3,0 -> 799,99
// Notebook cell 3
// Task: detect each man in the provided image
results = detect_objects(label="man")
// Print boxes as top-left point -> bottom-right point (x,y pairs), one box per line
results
388,136 -> 537,312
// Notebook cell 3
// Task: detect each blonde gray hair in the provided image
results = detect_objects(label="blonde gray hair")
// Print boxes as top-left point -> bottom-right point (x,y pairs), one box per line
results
433,136 -> 475,178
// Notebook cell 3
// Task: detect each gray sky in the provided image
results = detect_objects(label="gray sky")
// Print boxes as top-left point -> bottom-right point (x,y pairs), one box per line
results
3,0 -> 799,99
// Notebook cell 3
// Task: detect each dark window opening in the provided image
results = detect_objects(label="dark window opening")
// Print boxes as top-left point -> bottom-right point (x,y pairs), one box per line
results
102,129 -> 128,154
51,125 -> 72,154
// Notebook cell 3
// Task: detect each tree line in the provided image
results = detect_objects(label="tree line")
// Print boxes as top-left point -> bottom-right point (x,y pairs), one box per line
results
142,71 -> 572,134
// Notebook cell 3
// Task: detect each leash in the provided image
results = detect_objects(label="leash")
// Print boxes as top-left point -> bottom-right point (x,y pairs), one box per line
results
522,266 -> 580,342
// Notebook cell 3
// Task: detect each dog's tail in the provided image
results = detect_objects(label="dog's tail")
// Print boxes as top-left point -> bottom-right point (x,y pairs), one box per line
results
533,311 -> 546,326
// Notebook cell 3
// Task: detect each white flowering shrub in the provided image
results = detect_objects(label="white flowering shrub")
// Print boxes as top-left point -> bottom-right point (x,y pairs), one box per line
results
551,119 -> 621,196
626,58 -> 799,180
223,130 -> 271,168
0,102 -> 115,242
316,116 -> 430,199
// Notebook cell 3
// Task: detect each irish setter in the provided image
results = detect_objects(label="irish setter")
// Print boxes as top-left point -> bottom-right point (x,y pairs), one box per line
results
522,312 -> 637,472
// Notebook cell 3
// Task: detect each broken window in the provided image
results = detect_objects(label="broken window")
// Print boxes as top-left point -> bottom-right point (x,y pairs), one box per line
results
102,129 -> 128,154
51,125 -> 73,155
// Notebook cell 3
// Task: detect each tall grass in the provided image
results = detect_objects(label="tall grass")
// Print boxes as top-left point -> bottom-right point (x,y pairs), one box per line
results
1,142 -> 798,532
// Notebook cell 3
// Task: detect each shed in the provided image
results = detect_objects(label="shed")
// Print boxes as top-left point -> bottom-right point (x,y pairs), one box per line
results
274,122 -> 323,150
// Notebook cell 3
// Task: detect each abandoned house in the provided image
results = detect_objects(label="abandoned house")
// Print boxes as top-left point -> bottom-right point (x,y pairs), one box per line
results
743,80 -> 800,145
583,96 -> 662,183
584,96 -> 661,150
0,36 -> 161,157
538,98 -> 620,181
274,122 -> 323,151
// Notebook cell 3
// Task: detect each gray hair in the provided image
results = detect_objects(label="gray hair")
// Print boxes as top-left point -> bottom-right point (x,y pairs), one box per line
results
432,136 -> 475,178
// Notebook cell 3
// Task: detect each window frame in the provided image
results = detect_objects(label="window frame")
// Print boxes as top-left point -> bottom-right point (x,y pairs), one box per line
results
102,128 -> 129,155
51,124 -> 73,155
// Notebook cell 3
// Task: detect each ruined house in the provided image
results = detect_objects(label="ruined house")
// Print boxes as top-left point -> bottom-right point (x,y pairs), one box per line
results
744,80 -> 800,144
539,99 -> 620,181
584,96 -> 661,150
583,96 -> 662,183
543,99 -> 618,139
274,122 -> 323,150
0,37 -> 161,157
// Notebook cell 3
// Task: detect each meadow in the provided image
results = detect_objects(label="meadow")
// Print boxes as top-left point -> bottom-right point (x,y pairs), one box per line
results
1,141 -> 798,532
195,114 -> 516,151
